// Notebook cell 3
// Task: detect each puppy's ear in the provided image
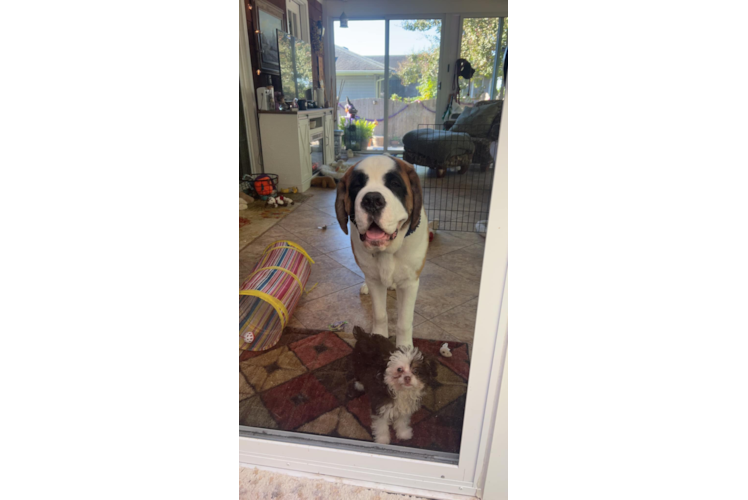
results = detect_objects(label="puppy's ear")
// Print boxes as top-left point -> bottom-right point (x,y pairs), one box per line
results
425,357 -> 439,379
396,158 -> 422,234
335,166 -> 355,235
352,325 -> 368,341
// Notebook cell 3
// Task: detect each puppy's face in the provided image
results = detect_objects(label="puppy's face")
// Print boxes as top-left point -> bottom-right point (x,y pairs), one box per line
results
384,345 -> 436,392
335,156 -> 422,251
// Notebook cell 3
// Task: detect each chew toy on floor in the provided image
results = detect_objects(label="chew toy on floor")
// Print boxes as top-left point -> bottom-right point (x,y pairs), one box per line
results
239,241 -> 315,351
440,343 -> 452,357
328,321 -> 348,332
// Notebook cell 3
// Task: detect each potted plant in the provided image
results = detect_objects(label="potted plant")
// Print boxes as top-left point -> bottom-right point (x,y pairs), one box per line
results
354,118 -> 376,149
339,116 -> 376,151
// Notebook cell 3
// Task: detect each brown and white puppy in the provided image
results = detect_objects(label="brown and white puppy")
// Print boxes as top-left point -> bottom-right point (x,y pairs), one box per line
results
335,155 -> 428,347
351,326 -> 437,445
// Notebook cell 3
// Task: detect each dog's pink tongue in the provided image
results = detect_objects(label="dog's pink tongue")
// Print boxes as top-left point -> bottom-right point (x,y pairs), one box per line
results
366,225 -> 388,240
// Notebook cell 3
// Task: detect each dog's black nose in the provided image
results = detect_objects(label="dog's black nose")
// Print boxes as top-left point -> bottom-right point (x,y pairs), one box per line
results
361,192 -> 386,214
404,375 -> 411,384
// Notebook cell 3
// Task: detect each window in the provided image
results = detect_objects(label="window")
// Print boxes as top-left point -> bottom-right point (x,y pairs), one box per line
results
458,17 -> 508,104
285,0 -> 309,43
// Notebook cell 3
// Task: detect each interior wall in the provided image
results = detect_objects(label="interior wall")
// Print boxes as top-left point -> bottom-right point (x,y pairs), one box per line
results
244,0 -> 284,93
243,0 -> 325,101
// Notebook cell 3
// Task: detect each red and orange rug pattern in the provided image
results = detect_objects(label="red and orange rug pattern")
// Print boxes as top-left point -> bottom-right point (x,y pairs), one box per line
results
239,328 -> 470,454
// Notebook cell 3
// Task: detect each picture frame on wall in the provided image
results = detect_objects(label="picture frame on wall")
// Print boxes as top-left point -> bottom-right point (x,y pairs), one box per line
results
253,0 -> 285,75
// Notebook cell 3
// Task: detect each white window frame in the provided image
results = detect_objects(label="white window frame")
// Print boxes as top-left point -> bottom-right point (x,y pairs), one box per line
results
240,90 -> 508,498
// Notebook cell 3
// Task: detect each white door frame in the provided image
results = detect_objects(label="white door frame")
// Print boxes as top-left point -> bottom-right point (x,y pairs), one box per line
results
239,92 -> 508,497
478,66 -> 513,500
239,0 -> 262,173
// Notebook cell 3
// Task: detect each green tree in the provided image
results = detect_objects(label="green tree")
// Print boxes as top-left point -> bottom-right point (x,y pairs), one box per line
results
397,47 -> 440,99
398,18 -> 508,100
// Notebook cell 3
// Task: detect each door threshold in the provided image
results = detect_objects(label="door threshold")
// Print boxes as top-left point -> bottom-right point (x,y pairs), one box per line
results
240,425 -> 459,465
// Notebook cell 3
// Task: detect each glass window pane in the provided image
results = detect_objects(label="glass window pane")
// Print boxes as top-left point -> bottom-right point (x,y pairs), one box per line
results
458,17 -> 508,105
386,19 -> 441,153
241,15 -> 505,467
334,20 -> 385,153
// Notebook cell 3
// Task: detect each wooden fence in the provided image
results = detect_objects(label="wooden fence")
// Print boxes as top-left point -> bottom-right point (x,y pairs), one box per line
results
340,98 -> 438,142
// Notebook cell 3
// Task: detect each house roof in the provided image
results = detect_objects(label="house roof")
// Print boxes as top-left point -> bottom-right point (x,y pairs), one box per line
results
367,55 -> 410,71
335,46 -> 385,72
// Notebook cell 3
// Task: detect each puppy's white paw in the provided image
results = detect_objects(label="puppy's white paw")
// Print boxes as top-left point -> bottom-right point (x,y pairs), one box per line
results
374,433 -> 391,445
396,426 -> 413,441
354,381 -> 364,392
360,283 -> 369,295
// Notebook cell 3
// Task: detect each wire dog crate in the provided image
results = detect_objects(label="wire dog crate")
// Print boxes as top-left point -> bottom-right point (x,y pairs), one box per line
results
403,124 -> 495,233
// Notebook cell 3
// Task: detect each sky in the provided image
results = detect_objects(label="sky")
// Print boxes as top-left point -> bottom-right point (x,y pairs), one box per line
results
333,20 -> 440,56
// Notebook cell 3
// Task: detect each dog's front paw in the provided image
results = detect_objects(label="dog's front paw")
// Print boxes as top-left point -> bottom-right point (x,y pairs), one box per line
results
360,283 -> 369,295
374,433 -> 391,445
396,426 -> 413,441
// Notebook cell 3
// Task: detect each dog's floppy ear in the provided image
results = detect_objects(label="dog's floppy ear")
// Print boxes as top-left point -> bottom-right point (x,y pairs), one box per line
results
395,158 -> 422,234
335,165 -> 355,235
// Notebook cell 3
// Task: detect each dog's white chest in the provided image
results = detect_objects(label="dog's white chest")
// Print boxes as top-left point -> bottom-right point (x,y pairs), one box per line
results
352,234 -> 424,288
375,254 -> 396,287
379,388 -> 424,423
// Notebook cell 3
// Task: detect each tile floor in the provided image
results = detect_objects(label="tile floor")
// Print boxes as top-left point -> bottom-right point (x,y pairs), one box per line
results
239,183 -> 487,348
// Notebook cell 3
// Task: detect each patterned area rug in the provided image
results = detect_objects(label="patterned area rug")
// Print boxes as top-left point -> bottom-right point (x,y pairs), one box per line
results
239,328 -> 470,454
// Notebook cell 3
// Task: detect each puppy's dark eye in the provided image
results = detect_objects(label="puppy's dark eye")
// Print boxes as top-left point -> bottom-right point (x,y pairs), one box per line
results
397,367 -> 403,373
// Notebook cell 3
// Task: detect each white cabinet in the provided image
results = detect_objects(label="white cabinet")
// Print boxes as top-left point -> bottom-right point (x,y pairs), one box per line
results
258,108 -> 334,193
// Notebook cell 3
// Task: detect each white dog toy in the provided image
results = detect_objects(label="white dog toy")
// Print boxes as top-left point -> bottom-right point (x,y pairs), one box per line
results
440,343 -> 452,357
277,195 -> 293,206
266,196 -> 278,207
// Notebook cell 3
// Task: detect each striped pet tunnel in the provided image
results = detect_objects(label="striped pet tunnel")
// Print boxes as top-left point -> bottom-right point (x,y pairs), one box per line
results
239,241 -> 314,351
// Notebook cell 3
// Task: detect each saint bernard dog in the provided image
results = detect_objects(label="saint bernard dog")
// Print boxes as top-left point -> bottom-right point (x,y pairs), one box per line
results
335,155 -> 428,347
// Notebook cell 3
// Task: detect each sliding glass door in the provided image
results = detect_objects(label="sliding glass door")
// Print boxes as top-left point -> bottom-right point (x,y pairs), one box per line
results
240,7 -> 508,496
333,18 -> 442,155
